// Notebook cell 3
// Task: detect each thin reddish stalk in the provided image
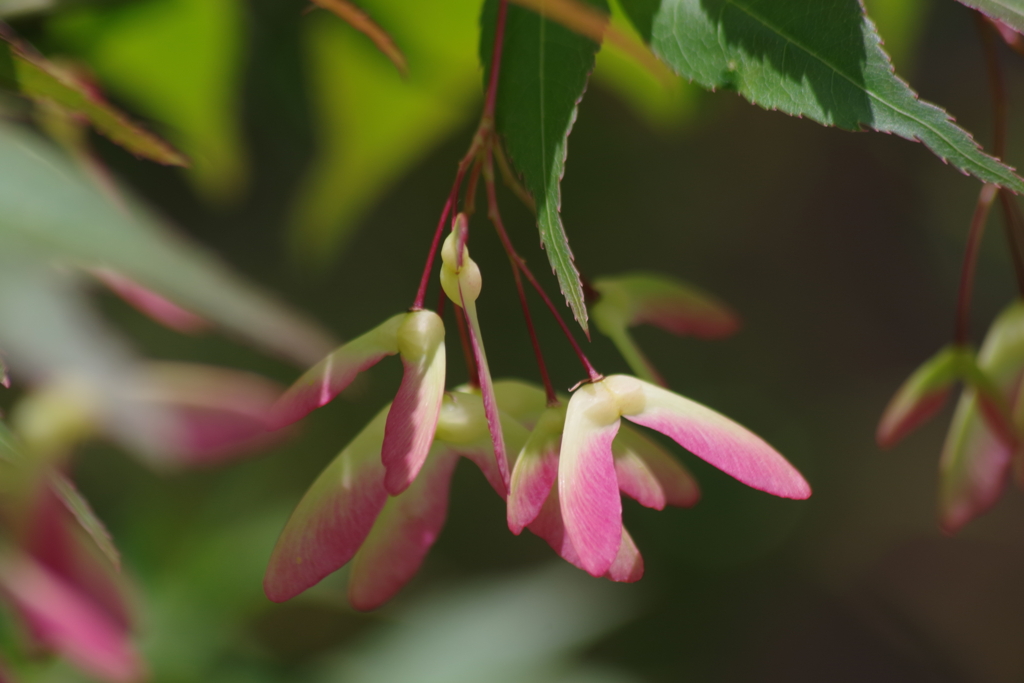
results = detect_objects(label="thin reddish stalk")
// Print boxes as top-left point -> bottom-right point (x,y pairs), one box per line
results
955,183 -> 998,345
464,158 -> 483,216
977,13 -> 1009,158
493,142 -> 535,211
1000,191 -> 1024,294
412,0 -> 509,310
976,13 -> 1024,297
483,0 -> 509,122
510,259 -> 557,403
435,284 -> 447,317
412,152 -> 476,310
413,196 -> 453,310
484,152 -> 601,384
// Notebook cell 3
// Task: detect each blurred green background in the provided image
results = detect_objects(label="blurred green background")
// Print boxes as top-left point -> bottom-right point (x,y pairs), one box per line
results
6,0 -> 1024,681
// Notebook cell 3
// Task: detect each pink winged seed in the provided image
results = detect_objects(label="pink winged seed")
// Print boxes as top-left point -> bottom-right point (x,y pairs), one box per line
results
381,333 -> 446,495
596,273 -> 739,339
877,389 -> 952,449
508,436 -> 560,534
875,346 -> 964,448
0,552 -> 144,683
607,375 -> 811,500
939,387 -> 1016,534
347,448 -> 459,611
137,363 -> 284,465
24,485 -> 133,631
559,385 -> 625,577
529,484 -> 642,583
939,303 -> 1024,532
93,268 -> 207,334
268,314 -> 405,430
613,425 -> 700,510
508,405 -> 564,533
264,407 -> 391,602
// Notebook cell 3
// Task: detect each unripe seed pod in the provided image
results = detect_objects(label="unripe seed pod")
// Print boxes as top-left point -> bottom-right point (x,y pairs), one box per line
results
440,230 -> 482,305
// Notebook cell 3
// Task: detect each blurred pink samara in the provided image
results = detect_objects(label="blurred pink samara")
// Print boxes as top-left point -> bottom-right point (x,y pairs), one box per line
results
0,469 -> 143,682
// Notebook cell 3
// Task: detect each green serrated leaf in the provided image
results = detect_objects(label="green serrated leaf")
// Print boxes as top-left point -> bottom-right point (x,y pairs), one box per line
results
481,0 -> 607,333
958,0 -> 1024,33
618,0 -> 1024,193
7,44 -> 188,166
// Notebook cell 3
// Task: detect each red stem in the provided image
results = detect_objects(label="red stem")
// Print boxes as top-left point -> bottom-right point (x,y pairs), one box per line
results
483,0 -> 509,123
511,260 -> 558,403
977,13 -> 1009,159
976,13 -> 1024,297
412,153 -> 476,310
484,151 -> 602,384
464,158 -> 483,216
999,191 -> 1024,295
411,0 -> 509,310
955,183 -> 998,346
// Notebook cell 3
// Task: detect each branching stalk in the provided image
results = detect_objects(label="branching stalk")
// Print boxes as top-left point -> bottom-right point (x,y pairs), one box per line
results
411,0 -> 509,310
976,12 -> 1024,297
483,151 -> 602,385
954,183 -> 998,346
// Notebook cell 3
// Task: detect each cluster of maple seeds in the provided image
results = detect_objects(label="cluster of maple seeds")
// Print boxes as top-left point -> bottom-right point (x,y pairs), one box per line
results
261,202 -> 812,610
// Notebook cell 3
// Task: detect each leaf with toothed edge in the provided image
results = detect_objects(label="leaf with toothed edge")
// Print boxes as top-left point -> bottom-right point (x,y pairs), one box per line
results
616,0 -> 1024,192
5,41 -> 188,166
958,0 -> 1024,34
480,0 -> 609,333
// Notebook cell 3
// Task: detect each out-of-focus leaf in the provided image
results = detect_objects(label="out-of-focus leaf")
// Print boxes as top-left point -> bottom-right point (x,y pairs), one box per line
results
617,0 -> 1024,192
0,249 -> 166,455
0,0 -> 54,18
2,36 -> 187,165
290,0 -> 481,261
311,0 -> 407,76
0,40 -> 14,90
132,362 -> 285,467
0,421 -> 24,468
958,0 -> 1024,34
90,268 -> 208,335
481,0 -> 608,334
316,564 -> 636,683
46,0 -> 246,201
0,121 -> 333,366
